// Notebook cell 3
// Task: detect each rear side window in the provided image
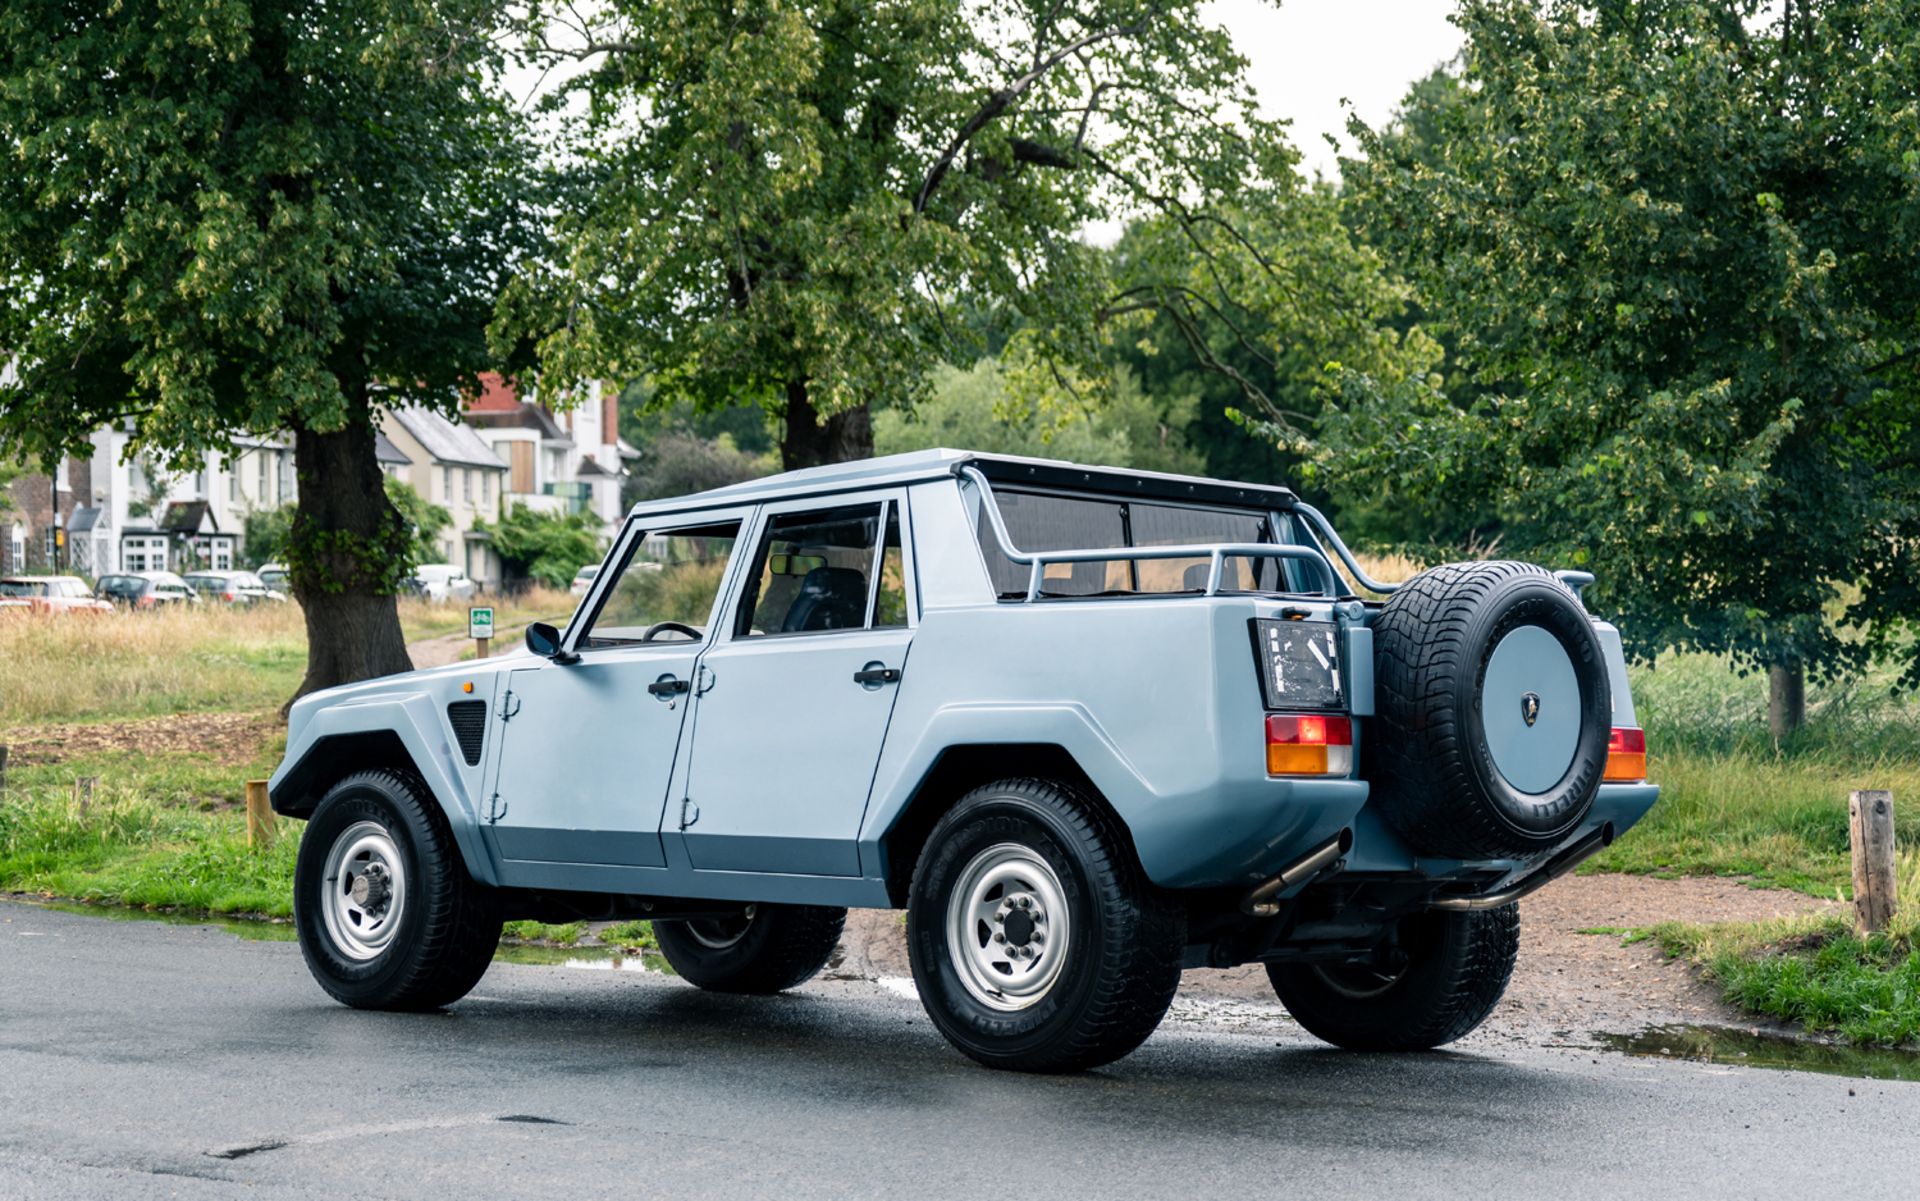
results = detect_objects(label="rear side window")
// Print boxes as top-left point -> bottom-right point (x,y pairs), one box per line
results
974,489 -> 1285,599
734,504 -> 883,637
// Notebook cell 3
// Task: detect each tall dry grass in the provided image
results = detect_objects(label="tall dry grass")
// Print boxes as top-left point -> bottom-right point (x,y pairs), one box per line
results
394,586 -> 582,639
0,603 -> 307,728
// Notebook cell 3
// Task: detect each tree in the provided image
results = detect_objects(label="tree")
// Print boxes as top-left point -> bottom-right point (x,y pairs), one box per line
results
384,480 -> 453,571
241,506 -> 296,570
874,356 -> 1203,472
0,0 -> 539,704
1333,0 -> 1920,733
500,0 -> 1333,471
626,433 -> 774,505
479,504 -> 605,589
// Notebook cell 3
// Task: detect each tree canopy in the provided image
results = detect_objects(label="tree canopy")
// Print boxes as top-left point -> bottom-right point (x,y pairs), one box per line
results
500,0 -> 1410,469
0,0 -> 540,697
1331,0 -> 1920,715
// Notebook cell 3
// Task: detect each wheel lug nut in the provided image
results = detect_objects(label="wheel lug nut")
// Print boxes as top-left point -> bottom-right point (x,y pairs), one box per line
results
993,932 -> 1006,943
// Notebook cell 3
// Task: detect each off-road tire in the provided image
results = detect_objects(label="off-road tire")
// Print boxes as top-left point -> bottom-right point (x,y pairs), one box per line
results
1267,904 -> 1520,1051
653,905 -> 847,994
907,778 -> 1185,1073
1369,561 -> 1611,859
294,768 -> 502,1010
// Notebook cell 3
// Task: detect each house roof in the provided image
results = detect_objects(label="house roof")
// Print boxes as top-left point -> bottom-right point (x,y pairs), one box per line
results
575,454 -> 619,479
68,506 -> 102,534
625,449 -> 1300,520
467,372 -> 523,414
466,404 -> 570,443
373,431 -> 412,467
388,406 -> 508,470
160,501 -> 218,534
615,437 -> 642,462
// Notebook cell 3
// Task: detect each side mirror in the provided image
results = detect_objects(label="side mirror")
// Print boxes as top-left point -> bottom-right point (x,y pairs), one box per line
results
525,621 -> 563,658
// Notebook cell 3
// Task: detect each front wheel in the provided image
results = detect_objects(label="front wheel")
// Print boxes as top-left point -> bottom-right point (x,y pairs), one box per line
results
907,778 -> 1185,1073
294,769 -> 502,1010
1267,904 -> 1519,1050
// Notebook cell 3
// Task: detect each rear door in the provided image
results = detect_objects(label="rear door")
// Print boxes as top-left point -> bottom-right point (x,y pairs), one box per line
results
673,493 -> 915,877
482,513 -> 749,876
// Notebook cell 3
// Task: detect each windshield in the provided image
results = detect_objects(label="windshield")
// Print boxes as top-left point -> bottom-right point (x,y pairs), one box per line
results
974,488 -> 1300,600
0,580 -> 45,597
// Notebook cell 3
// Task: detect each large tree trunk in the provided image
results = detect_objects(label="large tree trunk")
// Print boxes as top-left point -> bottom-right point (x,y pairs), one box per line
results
284,402 -> 414,714
781,378 -> 873,470
1768,658 -> 1806,739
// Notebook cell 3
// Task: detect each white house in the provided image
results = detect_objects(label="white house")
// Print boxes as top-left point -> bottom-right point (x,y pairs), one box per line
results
381,405 -> 510,589
464,373 -> 637,534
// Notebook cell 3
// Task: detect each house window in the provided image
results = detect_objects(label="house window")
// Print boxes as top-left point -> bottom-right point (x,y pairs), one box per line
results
463,468 -> 473,504
257,451 -> 269,501
441,466 -> 451,502
229,466 -> 238,503
195,468 -> 207,496
483,472 -> 492,506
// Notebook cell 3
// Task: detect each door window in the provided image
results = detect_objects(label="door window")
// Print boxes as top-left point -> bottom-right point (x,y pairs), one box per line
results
578,521 -> 740,648
733,504 -> 888,638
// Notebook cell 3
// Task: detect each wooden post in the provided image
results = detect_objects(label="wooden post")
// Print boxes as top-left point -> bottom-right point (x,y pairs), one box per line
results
0,744 -> 8,801
246,780 -> 276,851
73,775 -> 95,820
476,636 -> 490,659
1849,789 -> 1897,934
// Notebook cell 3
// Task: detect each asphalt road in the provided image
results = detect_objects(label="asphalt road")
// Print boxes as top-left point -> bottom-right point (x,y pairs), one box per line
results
3,900 -> 1916,1200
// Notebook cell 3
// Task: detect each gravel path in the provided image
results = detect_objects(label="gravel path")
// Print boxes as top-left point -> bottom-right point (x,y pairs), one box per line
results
831,875 -> 1841,1043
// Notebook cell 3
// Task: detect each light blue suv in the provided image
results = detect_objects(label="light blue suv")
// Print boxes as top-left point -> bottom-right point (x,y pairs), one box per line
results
272,449 -> 1658,1072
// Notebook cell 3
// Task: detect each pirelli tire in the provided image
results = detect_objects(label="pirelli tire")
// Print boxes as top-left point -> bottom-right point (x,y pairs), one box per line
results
1367,561 -> 1612,860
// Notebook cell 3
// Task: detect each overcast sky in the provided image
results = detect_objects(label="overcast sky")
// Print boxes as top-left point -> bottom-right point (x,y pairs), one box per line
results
1206,0 -> 1465,179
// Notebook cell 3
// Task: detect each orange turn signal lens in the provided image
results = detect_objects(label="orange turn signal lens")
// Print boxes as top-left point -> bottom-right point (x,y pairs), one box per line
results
1604,726 -> 1647,782
1266,714 -> 1353,777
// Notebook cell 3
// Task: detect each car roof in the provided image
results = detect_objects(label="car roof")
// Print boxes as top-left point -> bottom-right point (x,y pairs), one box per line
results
624,448 -> 1300,522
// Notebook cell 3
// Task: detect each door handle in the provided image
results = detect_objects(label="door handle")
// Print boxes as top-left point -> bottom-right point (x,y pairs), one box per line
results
852,666 -> 901,686
648,677 -> 691,698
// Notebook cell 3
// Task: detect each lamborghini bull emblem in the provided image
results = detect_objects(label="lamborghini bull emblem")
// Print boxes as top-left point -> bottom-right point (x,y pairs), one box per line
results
1520,691 -> 1541,728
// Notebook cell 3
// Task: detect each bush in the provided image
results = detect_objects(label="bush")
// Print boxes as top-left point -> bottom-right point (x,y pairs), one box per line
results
479,504 -> 605,589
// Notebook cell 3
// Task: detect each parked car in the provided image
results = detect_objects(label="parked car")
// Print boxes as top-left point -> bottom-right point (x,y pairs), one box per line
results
410,563 -> 476,603
257,563 -> 290,593
0,575 -> 114,614
270,449 -> 1658,1073
183,569 -> 287,605
568,564 -> 600,596
95,571 -> 201,609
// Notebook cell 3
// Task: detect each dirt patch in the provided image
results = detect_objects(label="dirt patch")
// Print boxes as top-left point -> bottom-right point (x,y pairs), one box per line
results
0,712 -> 281,767
407,626 -> 530,670
832,875 -> 1841,1041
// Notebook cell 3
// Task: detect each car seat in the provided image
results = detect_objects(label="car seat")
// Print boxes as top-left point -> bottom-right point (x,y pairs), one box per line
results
782,566 -> 868,632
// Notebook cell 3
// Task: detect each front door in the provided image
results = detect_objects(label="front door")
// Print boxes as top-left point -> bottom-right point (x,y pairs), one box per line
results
677,495 -> 914,877
484,515 -> 746,875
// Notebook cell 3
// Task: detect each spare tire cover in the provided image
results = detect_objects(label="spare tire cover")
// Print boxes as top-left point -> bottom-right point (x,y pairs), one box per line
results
1366,561 -> 1611,859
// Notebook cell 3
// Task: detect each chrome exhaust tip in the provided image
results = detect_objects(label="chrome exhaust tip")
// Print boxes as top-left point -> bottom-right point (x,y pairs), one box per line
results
1242,828 -> 1353,917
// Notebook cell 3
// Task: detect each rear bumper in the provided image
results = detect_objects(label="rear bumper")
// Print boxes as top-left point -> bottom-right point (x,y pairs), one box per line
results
1151,778 -> 1659,894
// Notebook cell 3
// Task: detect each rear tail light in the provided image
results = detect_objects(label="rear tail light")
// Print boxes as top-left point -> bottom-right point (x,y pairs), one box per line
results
1267,714 -> 1353,776
224,590 -> 237,601
1604,726 -> 1647,782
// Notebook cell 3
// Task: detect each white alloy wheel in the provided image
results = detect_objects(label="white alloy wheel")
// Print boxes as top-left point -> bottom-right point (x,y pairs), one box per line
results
945,842 -> 1073,1011
320,820 -> 409,961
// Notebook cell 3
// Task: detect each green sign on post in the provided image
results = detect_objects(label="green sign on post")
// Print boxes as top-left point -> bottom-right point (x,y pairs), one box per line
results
469,606 -> 494,657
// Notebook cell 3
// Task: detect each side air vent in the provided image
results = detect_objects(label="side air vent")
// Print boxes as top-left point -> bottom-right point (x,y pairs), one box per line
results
447,700 -> 487,766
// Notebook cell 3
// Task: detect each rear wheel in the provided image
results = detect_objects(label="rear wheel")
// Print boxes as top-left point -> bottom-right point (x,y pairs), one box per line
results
1267,904 -> 1519,1051
294,769 -> 502,1010
907,778 -> 1184,1073
652,904 -> 846,994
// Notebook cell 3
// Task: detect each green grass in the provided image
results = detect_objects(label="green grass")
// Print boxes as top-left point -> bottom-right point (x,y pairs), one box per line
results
1589,649 -> 1920,895
1656,908 -> 1920,1047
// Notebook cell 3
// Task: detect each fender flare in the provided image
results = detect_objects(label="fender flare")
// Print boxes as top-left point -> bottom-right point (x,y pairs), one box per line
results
859,702 -> 1153,872
269,693 -> 499,887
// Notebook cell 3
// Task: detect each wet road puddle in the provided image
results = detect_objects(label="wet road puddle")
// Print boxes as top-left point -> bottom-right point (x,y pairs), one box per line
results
1596,1024 -> 1920,1083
